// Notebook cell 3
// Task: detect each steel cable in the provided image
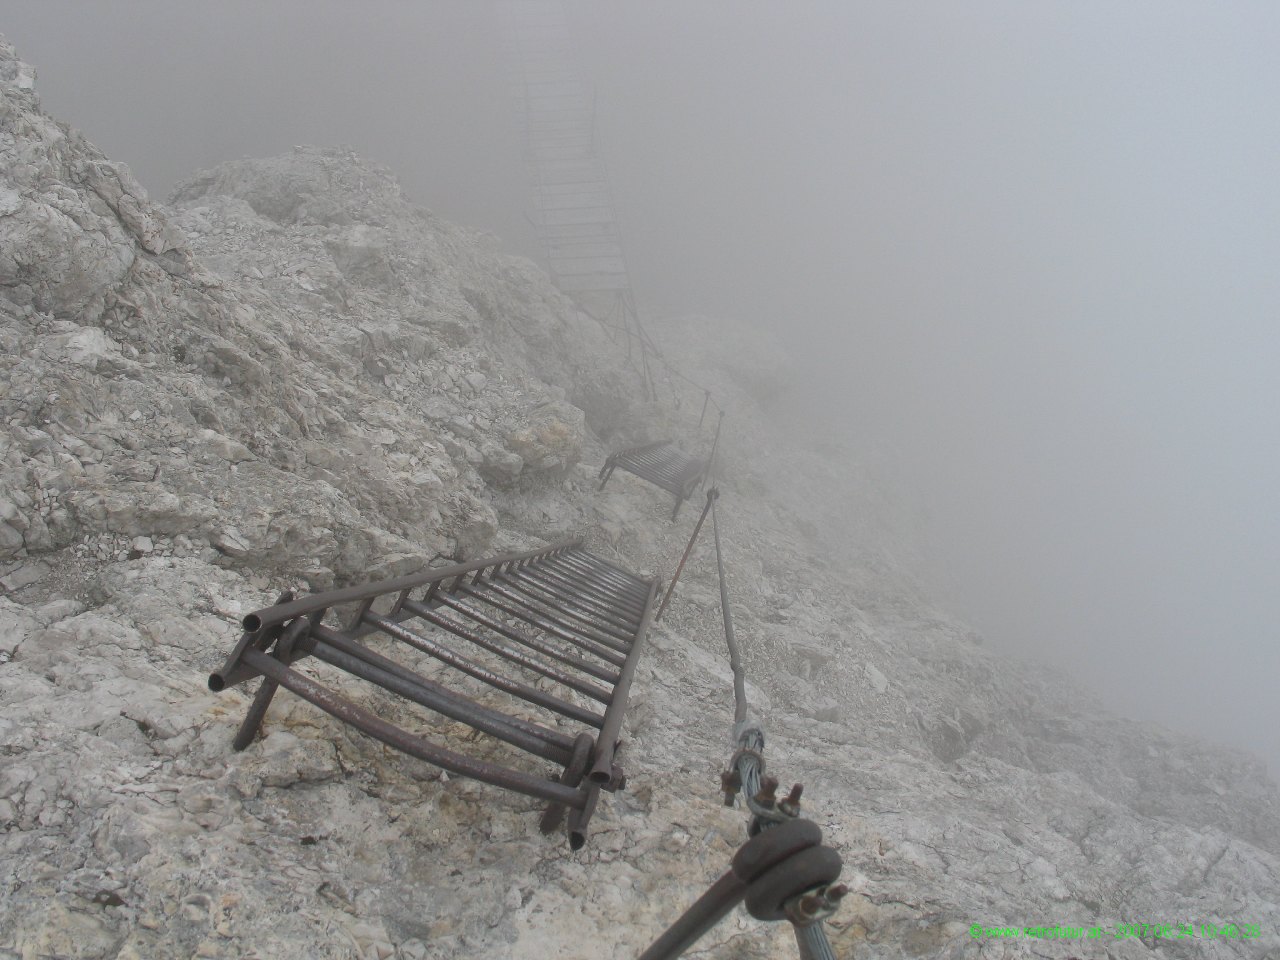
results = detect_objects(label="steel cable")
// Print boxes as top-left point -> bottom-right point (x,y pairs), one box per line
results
710,495 -> 748,726
707,496 -> 840,959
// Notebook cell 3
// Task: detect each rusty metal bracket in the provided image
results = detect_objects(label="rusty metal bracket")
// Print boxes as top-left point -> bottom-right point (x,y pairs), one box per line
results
209,539 -> 657,848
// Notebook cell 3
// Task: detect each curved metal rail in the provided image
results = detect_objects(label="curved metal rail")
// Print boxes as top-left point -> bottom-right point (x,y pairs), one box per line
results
210,539 -> 657,848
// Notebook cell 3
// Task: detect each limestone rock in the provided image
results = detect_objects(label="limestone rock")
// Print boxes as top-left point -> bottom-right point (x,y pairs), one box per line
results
505,399 -> 585,477
863,661 -> 890,694
478,440 -> 523,487
195,429 -> 255,464
324,224 -> 398,286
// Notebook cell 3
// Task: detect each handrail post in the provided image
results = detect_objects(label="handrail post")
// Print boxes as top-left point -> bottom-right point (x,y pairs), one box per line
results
656,488 -> 717,621
710,494 -> 746,725
706,410 -> 724,484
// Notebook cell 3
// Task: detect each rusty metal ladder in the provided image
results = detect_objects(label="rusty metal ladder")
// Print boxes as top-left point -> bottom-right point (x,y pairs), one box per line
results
598,441 -> 709,520
209,539 -> 657,848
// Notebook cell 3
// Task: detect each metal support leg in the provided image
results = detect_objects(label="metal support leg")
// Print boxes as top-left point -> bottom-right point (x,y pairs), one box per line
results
540,732 -> 595,837
231,617 -> 309,750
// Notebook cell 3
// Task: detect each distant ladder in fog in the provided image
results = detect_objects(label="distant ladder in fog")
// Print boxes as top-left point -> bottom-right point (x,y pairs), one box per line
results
496,0 -> 661,397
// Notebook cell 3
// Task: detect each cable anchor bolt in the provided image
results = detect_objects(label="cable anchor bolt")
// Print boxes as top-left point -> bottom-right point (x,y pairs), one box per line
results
777,783 -> 804,818
752,776 -> 780,809
720,768 -> 742,806
785,883 -> 849,927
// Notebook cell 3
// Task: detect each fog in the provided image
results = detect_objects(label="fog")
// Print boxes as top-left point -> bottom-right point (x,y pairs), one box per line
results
5,1 -> 1277,774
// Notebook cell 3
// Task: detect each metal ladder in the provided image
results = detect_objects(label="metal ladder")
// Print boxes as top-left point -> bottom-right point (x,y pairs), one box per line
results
210,539 -> 657,848
599,441 -> 710,520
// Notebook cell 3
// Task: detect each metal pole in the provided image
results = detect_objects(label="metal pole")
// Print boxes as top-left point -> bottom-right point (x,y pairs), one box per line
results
639,819 -> 838,960
230,616 -> 308,750
588,578 -> 660,783
707,410 -> 724,484
636,873 -> 746,960
711,496 -> 748,725
232,539 -> 581,637
656,488 -> 718,621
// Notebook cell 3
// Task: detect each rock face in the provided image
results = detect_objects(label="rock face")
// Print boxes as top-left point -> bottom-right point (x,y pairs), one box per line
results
1,33 -> 1278,960
0,32 -> 648,590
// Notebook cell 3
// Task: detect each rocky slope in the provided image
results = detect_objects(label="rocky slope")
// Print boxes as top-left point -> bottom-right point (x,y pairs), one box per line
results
1,34 -> 1277,960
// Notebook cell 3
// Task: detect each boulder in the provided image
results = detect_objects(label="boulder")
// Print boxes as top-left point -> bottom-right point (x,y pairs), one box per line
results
504,400 -> 585,477
477,440 -> 523,488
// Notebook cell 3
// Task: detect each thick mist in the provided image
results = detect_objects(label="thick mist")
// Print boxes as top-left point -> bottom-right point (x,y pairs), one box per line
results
4,1 -> 1277,773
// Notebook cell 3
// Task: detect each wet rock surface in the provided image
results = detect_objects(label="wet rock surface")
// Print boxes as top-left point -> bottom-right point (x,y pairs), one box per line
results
1,34 -> 1277,960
